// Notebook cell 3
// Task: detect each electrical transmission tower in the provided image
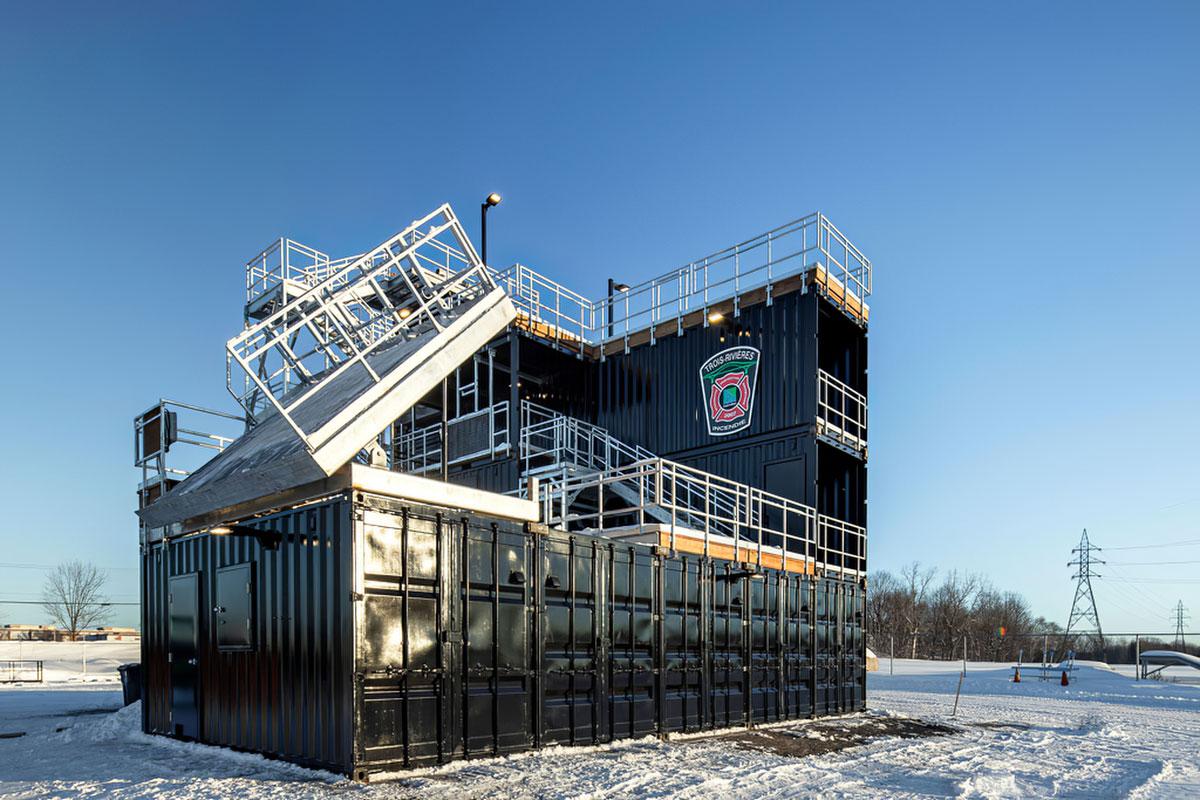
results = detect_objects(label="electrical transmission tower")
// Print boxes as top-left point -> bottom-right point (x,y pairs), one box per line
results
1066,528 -> 1105,654
1172,601 -> 1189,650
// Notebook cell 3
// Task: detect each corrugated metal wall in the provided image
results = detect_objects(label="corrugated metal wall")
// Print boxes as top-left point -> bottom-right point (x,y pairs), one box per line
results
143,497 -> 865,778
348,502 -> 865,776
596,290 -> 820,460
141,497 -> 356,773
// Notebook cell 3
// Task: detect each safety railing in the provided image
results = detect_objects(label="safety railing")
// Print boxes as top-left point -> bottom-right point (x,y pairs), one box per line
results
540,457 -> 865,573
598,213 -> 870,343
817,515 -> 868,575
246,238 -> 334,306
539,458 -> 864,577
519,402 -> 654,474
392,402 -> 510,474
493,264 -> 596,355
134,399 -> 243,505
227,204 -> 496,434
816,370 -> 868,454
497,213 -> 871,356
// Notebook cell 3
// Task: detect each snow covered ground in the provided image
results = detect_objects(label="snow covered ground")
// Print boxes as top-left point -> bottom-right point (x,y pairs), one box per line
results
1,658 -> 1198,798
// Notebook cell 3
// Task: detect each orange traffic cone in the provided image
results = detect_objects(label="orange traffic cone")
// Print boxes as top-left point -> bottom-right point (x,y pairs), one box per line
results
1013,668 -> 1021,683
1061,670 -> 1069,686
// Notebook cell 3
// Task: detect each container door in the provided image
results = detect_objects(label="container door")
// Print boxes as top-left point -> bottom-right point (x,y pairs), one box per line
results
464,522 -> 533,756
357,510 -> 459,768
168,572 -> 201,739
540,534 -> 605,746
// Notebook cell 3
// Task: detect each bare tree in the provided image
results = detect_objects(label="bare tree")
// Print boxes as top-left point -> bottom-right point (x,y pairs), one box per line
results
41,561 -> 111,640
899,562 -> 937,659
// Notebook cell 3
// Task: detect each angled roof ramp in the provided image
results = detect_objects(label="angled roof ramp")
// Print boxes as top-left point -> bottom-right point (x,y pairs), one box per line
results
139,204 -> 517,531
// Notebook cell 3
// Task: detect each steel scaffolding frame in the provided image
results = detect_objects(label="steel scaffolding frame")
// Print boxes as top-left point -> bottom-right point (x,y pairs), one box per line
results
227,204 -> 497,443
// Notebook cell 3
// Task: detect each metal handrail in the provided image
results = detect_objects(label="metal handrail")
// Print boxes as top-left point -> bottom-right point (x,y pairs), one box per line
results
538,457 -> 863,577
816,370 -> 868,452
227,205 -> 496,438
134,399 -> 243,498
392,402 -> 510,474
494,213 -> 871,353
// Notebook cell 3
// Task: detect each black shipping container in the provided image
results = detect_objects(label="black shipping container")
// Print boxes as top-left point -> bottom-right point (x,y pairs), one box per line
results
141,492 -> 866,779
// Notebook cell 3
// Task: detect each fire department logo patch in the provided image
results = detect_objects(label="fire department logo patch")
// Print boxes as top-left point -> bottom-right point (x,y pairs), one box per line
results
699,346 -> 760,436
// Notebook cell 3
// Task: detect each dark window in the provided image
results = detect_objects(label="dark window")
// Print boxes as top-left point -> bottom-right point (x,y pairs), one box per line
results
215,562 -> 254,651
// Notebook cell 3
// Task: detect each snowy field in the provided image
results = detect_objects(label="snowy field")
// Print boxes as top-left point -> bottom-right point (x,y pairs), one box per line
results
0,641 -> 139,684
2,656 -> 1199,798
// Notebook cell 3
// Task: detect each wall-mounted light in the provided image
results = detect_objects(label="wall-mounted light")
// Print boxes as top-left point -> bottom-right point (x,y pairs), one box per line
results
208,523 -> 281,550
707,310 -> 725,324
716,567 -> 765,582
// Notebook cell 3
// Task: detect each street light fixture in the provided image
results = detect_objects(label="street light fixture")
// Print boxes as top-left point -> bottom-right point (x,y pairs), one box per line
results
481,193 -> 502,266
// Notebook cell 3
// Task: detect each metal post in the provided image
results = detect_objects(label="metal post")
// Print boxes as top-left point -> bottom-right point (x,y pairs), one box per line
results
481,203 -> 489,266
607,278 -> 614,339
962,635 -> 967,675
508,335 -> 520,490
890,634 -> 894,676
440,378 -> 449,483
1135,634 -> 1140,681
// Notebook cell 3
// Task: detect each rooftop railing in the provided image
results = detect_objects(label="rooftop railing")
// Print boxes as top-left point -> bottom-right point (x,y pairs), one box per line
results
494,212 -> 871,353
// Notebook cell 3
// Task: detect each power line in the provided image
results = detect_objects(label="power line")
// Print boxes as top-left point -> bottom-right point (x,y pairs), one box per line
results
1104,565 -> 1176,608
1104,538 -> 1200,551
1106,578 -> 1200,585
1100,579 -> 1168,622
1107,560 -> 1200,566
0,600 -> 139,606
0,562 -> 138,571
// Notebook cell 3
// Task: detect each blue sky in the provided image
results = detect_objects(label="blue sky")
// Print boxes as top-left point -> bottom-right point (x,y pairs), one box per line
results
1,3 -> 1197,633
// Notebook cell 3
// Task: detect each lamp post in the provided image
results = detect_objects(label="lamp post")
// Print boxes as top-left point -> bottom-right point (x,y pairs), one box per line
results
481,193 -> 502,265
607,278 -> 630,339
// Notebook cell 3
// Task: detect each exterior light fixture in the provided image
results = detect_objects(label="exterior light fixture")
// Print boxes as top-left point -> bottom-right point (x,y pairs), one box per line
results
398,307 -> 412,319
717,567 -> 764,582
206,523 -> 281,549
707,310 -> 725,324
612,282 -> 630,292
485,193 -> 502,207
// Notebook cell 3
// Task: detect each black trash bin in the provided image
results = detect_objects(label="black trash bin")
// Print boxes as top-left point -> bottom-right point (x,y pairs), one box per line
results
117,663 -> 141,707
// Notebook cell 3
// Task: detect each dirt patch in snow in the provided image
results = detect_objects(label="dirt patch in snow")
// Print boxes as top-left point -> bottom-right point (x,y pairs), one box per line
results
701,715 -> 960,759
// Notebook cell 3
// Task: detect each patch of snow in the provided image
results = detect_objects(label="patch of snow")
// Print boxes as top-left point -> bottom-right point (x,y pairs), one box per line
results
2,661 -> 1198,798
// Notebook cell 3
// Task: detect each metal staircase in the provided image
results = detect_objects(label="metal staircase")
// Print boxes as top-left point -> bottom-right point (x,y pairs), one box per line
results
140,205 -> 518,530
391,400 -> 863,576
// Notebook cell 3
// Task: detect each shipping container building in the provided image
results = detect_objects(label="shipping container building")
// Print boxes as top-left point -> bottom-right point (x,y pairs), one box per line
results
135,205 -> 872,778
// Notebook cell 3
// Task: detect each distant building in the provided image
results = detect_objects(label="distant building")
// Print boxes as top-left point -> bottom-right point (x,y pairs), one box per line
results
0,624 -> 63,641
80,627 -> 141,642
0,624 -> 141,642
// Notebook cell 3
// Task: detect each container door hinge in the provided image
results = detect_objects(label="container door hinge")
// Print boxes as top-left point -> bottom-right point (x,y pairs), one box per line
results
350,591 -> 365,602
